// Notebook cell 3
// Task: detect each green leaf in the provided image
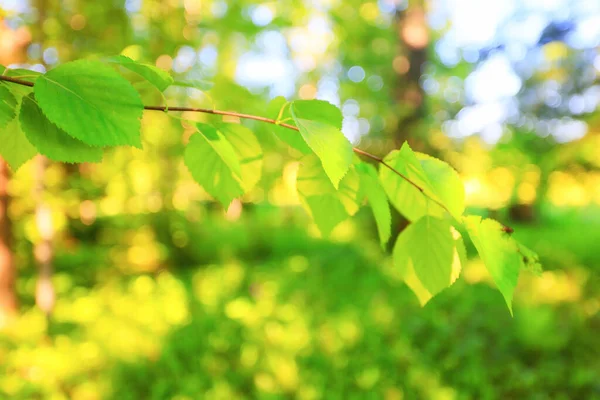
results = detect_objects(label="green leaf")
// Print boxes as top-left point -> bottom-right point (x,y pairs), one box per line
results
106,55 -> 174,92
356,162 -> 391,247
0,70 -> 42,104
419,154 -> 465,219
217,123 -> 263,192
464,216 -> 521,314
0,84 -> 17,129
291,100 -> 343,129
267,97 -> 311,154
455,232 -> 468,272
3,68 -> 42,85
34,60 -> 144,148
303,196 -> 349,237
394,218 -> 464,305
516,242 -> 542,275
399,216 -> 454,294
296,154 -> 361,236
184,123 -> 244,207
380,143 -> 465,221
291,101 -> 353,189
19,94 -> 103,163
0,112 -> 37,171
297,154 -> 361,215
172,79 -> 214,91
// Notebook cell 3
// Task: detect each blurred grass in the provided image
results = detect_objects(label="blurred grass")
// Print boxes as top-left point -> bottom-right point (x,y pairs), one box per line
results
1,207 -> 599,400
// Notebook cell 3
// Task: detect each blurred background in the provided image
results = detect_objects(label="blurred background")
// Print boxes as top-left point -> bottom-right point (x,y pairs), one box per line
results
1,0 -> 599,399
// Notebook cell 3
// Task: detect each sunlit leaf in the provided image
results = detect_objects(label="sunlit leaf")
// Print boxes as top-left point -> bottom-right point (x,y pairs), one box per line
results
303,196 -> 349,237
380,143 -> 465,221
464,216 -> 522,314
19,94 -> 103,163
3,68 -> 43,85
399,216 -> 454,294
1,71 -> 39,101
184,123 -> 244,207
356,162 -> 391,247
394,217 -> 464,305
516,242 -> 542,275
0,83 -> 17,129
107,55 -> 174,92
267,96 -> 312,154
291,99 -> 343,129
218,123 -> 263,192
0,112 -> 37,171
34,60 -> 144,148
296,153 -> 361,236
291,101 -> 353,189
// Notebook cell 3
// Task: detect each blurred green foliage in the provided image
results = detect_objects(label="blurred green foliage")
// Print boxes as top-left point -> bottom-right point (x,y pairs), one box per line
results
1,0 -> 599,399
0,210 -> 598,399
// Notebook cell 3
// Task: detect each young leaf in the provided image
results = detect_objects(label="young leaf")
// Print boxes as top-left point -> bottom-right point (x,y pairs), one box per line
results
463,216 -> 521,314
19,94 -> 103,163
356,162 -> 391,247
291,100 -> 343,129
106,55 -> 174,92
394,217 -> 464,305
34,60 -> 144,148
0,84 -> 17,129
296,154 -> 361,236
379,143 -> 465,221
184,123 -> 244,207
267,97 -> 311,154
218,123 -> 263,192
0,114 -> 38,171
291,101 -> 353,188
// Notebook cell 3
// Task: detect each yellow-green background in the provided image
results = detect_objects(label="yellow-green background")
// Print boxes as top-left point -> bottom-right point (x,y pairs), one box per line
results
0,0 -> 599,399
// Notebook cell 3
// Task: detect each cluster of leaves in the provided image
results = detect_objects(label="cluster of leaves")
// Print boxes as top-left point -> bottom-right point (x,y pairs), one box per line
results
0,56 -> 540,313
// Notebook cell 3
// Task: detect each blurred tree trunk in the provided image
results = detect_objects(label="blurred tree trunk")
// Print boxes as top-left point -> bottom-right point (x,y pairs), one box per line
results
0,161 -> 17,326
33,0 -> 55,318
0,19 -> 32,326
394,0 -> 430,151
34,156 -> 55,317
390,1 -> 431,239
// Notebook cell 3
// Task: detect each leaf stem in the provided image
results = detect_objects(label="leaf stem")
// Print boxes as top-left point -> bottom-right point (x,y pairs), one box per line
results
0,74 -> 451,215
275,101 -> 290,124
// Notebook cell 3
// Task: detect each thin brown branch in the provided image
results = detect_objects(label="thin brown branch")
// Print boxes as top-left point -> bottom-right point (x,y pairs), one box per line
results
352,147 -> 426,194
0,74 -> 452,216
0,75 -> 34,87
144,105 -> 299,131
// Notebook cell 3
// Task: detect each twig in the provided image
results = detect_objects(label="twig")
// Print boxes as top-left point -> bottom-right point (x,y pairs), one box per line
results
0,74 -> 452,215
0,75 -> 34,87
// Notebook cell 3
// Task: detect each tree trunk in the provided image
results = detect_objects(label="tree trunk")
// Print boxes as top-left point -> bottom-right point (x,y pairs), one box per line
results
394,1 -> 430,151
0,160 -> 17,327
33,156 -> 55,317
390,1 -> 431,240
32,0 -> 55,319
0,19 -> 31,327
